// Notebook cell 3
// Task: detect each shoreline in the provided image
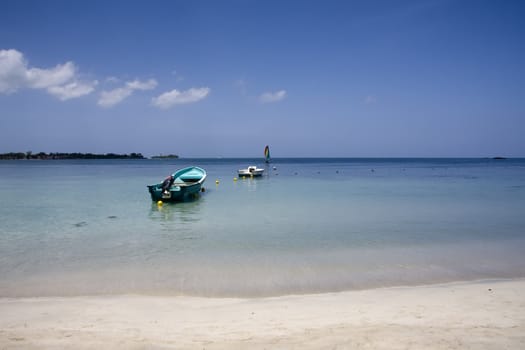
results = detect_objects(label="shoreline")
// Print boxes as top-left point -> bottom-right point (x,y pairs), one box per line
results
1,278 -> 524,349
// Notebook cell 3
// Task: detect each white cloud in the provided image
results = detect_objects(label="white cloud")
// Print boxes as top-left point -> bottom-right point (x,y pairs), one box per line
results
47,80 -> 98,101
0,49 -> 94,99
126,78 -> 157,90
1,49 -> 213,109
0,49 -> 33,93
152,87 -> 210,109
98,78 -> 158,108
26,62 -> 76,89
259,90 -> 286,103
98,87 -> 133,107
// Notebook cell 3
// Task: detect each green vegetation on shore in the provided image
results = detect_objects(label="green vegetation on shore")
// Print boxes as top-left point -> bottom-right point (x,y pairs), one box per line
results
0,152 -> 145,160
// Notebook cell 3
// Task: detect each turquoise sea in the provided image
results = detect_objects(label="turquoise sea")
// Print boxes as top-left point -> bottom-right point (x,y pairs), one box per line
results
1,158 -> 525,297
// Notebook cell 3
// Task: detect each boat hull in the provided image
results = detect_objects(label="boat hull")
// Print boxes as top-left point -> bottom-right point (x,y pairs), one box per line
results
238,170 -> 264,177
238,166 -> 264,177
147,166 -> 206,202
147,182 -> 203,202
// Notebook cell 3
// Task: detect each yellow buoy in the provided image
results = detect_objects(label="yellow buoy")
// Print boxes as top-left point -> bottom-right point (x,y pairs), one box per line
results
215,179 -> 219,185
233,177 -> 238,181
157,200 -> 163,207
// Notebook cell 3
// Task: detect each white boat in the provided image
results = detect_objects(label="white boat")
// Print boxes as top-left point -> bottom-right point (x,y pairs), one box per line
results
238,165 -> 264,177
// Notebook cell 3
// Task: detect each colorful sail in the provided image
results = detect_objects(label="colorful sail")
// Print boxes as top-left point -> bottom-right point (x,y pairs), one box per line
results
264,145 -> 270,163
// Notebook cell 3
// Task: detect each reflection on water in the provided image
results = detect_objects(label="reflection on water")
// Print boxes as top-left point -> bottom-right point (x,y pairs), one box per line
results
235,175 -> 262,191
148,196 -> 204,223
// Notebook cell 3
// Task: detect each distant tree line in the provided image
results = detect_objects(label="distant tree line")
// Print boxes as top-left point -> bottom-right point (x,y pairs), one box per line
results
0,151 -> 145,160
151,154 -> 179,159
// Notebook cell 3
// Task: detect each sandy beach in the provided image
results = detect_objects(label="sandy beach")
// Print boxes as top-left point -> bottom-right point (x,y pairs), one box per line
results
1,279 -> 524,349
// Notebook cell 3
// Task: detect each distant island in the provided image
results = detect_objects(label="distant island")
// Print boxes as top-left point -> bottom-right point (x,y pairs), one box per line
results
0,152 -> 145,160
151,154 -> 179,159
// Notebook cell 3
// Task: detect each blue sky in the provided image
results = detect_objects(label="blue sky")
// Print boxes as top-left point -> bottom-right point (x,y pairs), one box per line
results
1,0 -> 524,157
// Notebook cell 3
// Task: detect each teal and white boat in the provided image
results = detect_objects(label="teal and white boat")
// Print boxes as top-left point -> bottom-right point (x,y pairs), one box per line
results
147,166 -> 207,202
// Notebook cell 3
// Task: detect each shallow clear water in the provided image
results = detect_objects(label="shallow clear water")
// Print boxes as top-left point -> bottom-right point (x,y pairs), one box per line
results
1,158 -> 525,297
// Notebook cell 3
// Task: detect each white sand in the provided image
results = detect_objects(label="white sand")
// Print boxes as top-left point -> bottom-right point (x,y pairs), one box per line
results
1,279 -> 524,349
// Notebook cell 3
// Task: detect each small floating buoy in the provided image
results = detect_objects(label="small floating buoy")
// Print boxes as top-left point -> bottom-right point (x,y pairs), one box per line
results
215,180 -> 219,185
157,200 -> 163,207
233,177 -> 238,181
242,176 -> 246,180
